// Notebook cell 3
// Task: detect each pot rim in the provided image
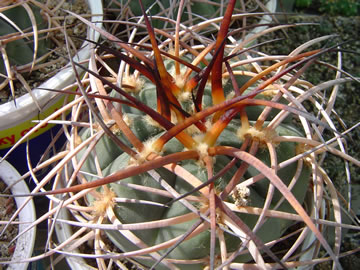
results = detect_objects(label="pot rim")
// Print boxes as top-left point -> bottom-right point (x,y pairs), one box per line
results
0,159 -> 36,270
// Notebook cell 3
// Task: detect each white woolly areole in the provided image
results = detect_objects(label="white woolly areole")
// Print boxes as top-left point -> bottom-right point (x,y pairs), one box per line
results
122,74 -> 144,93
174,74 -> 186,90
130,137 -> 160,164
231,185 -> 250,207
196,142 -> 209,158
178,90 -> 192,102
237,125 -> 277,144
191,134 -> 209,161
93,189 -> 116,216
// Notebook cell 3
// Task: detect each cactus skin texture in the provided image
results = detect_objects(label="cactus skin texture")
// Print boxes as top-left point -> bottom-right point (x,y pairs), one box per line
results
57,0 -> 356,269
78,63 -> 312,269
80,104 -> 311,270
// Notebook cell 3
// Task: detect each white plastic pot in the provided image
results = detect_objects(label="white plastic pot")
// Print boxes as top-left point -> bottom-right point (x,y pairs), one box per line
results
240,0 -> 277,46
0,0 -> 103,174
0,159 -> 36,270
252,0 -> 277,34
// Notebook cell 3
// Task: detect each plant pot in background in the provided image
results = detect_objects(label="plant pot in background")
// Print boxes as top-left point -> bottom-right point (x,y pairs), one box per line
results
249,0 -> 277,36
54,203 -> 94,270
0,0 -> 103,176
0,159 -> 36,270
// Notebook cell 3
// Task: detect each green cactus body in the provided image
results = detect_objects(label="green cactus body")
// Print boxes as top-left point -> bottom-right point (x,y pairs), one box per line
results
0,5 -> 49,75
22,1 -> 357,269
78,56 -> 311,268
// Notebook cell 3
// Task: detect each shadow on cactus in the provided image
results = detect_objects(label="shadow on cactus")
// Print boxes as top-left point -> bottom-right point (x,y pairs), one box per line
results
5,0 -> 360,269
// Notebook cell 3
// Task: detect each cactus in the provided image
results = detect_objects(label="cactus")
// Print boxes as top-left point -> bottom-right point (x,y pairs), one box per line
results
0,0 -> 90,100
0,3 -> 48,87
0,4 -> 48,65
8,0 -> 359,269
77,52 -> 312,269
77,74 -> 312,268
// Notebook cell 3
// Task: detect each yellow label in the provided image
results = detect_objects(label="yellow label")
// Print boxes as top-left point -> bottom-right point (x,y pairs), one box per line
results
0,95 -> 71,150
